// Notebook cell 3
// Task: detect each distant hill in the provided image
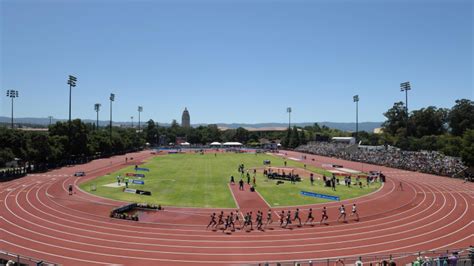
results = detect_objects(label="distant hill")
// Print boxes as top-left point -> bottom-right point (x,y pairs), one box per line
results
213,122 -> 382,132
0,117 -> 382,132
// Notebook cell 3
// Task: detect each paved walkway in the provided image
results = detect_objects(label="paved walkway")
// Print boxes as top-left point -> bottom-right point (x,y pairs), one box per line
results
228,182 -> 270,214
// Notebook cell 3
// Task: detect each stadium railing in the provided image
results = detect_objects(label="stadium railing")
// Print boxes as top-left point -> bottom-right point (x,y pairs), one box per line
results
253,247 -> 473,266
0,249 -> 58,266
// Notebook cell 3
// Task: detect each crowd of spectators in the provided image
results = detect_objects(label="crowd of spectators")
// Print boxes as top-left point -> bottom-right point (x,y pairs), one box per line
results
0,167 -> 27,181
296,142 -> 467,177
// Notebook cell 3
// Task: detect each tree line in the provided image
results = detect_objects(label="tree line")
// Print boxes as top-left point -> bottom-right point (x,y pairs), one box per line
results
378,98 -> 474,167
1,98 -> 473,170
0,119 -> 144,170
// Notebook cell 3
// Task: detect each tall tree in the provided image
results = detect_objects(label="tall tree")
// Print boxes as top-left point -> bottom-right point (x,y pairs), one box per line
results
461,129 -> 474,167
289,126 -> 300,148
382,102 -> 408,136
234,127 -> 249,143
282,127 -> 291,147
448,99 -> 474,136
409,106 -> 448,138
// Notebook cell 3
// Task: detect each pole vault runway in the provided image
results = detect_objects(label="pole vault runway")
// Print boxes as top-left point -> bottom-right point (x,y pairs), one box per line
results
0,150 -> 472,265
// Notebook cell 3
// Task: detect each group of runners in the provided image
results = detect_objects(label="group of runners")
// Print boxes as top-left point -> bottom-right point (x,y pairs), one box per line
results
207,204 -> 360,232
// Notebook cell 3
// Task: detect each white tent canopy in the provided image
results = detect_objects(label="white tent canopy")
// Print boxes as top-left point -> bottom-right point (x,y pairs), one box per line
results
180,142 -> 190,146
223,142 -> 243,146
210,142 -> 222,146
331,137 -> 356,145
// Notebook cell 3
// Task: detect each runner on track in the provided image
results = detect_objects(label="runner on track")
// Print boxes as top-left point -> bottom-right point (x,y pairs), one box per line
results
256,211 -> 263,230
234,210 -> 242,228
320,206 -> 329,225
351,204 -> 359,221
293,208 -> 302,226
279,210 -> 285,227
206,213 -> 217,229
304,208 -> 314,225
284,210 -> 292,228
247,212 -> 254,230
337,204 -> 347,222
265,209 -> 273,227
217,211 -> 224,228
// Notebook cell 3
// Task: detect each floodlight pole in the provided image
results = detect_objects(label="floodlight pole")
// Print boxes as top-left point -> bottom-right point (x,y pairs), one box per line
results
400,81 -> 411,136
94,103 -> 101,129
109,93 -> 115,143
353,95 -> 359,141
11,94 -> 14,128
67,75 -> 77,124
287,107 -> 292,129
11,96 -> 13,128
131,116 -> 134,128
48,116 -> 53,126
138,106 -> 143,131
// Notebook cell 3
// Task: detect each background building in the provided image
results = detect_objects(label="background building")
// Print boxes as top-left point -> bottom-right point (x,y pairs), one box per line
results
181,107 -> 190,128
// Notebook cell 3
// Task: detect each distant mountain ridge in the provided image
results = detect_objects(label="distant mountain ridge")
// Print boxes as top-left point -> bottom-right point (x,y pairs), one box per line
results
0,116 -> 382,132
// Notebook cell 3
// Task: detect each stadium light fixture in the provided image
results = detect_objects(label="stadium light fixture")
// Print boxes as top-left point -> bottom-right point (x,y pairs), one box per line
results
400,81 -> 411,113
94,103 -> 101,129
287,107 -> 292,129
353,95 -> 359,141
6,89 -> 19,129
67,75 -> 77,124
138,106 -> 143,131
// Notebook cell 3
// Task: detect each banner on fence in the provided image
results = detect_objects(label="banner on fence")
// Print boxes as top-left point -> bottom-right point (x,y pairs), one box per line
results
123,188 -> 151,195
125,173 -> 145,178
132,180 -> 144,185
136,189 -> 152,196
124,188 -> 137,194
300,191 -> 340,201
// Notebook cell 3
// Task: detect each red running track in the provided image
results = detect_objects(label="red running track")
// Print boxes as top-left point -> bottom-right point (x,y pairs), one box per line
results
0,150 -> 473,265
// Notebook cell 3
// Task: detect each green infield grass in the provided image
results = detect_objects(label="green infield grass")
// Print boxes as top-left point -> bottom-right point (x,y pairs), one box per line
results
79,152 -> 381,208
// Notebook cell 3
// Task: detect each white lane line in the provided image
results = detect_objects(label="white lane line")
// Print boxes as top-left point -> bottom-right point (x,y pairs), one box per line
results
254,188 -> 271,208
5,175 -> 464,251
35,179 -> 429,238
227,183 -> 241,210
1,217 -> 471,263
44,173 -> 413,233
36,177 -> 435,238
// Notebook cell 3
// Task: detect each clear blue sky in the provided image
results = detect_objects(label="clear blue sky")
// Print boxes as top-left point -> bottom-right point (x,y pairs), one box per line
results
1,0 -> 472,124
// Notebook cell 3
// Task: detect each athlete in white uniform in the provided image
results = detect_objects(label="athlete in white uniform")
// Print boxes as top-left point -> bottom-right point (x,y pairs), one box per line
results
337,204 -> 346,222
351,203 -> 359,221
